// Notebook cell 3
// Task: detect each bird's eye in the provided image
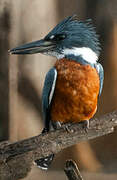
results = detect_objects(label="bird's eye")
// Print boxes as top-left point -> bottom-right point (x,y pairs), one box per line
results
49,35 -> 55,40
54,34 -> 66,41
48,34 -> 66,41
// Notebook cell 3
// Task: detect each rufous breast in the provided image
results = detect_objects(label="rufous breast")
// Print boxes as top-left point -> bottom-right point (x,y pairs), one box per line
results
51,58 -> 100,123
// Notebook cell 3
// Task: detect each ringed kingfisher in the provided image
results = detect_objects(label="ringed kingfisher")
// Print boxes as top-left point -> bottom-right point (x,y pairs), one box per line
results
9,15 -> 104,170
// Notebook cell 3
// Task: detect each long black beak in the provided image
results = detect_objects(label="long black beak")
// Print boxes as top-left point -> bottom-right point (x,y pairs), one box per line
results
9,39 -> 56,54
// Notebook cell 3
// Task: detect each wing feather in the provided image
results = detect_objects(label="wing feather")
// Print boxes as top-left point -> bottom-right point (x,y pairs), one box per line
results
95,63 -> 104,96
42,68 -> 57,130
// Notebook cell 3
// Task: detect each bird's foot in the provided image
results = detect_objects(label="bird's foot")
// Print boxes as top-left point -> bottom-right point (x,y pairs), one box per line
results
81,120 -> 89,133
41,128 -> 49,135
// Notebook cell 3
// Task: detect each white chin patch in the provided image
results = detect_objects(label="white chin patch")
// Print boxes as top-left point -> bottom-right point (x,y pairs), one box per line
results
62,47 -> 98,64
43,47 -> 98,64
43,51 -> 64,59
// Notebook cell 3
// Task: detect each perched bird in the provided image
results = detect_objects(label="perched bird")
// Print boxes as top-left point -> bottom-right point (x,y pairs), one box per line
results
9,15 -> 104,170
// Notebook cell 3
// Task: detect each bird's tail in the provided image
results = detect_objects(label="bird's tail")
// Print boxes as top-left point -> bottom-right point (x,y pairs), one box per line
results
34,154 -> 54,170
34,127 -> 54,170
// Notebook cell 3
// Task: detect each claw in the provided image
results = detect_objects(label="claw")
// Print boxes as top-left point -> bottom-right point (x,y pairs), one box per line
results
51,121 -> 62,130
63,123 -> 73,133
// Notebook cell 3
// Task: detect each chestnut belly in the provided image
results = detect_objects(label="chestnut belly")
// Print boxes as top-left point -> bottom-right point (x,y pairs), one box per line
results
51,59 -> 100,123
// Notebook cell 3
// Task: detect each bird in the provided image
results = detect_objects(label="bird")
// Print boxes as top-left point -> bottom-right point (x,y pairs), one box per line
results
9,15 -> 104,170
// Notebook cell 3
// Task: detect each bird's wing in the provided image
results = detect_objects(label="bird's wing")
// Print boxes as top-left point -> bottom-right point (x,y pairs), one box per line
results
95,63 -> 104,96
42,67 -> 57,131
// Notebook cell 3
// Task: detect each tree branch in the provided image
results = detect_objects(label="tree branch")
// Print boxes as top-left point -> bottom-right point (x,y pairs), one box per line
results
0,111 -> 117,180
64,160 -> 84,180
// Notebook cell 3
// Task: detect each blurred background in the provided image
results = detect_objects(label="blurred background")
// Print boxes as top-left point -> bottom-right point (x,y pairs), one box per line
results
0,0 -> 117,179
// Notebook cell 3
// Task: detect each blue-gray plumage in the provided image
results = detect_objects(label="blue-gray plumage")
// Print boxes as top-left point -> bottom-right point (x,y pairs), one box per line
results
44,15 -> 101,55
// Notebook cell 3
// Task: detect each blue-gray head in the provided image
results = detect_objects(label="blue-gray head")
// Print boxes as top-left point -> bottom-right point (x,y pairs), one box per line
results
9,15 -> 101,64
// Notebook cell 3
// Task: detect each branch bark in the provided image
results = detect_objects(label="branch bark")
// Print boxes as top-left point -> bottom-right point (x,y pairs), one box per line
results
0,111 -> 117,180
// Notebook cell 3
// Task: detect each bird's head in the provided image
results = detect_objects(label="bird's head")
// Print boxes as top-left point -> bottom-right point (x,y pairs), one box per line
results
9,15 -> 101,64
